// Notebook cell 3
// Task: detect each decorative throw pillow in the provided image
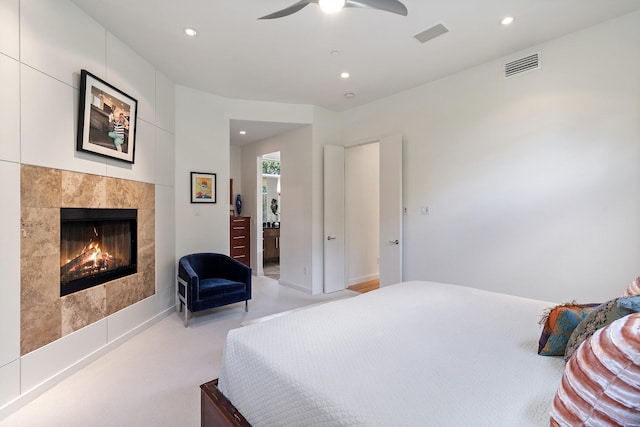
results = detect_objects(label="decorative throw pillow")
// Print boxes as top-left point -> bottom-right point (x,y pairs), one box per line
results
537,303 -> 599,356
550,313 -> 640,426
623,276 -> 640,297
564,295 -> 640,361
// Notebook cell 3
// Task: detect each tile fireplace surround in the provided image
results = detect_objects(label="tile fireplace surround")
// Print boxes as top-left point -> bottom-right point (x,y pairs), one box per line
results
20,165 -> 155,355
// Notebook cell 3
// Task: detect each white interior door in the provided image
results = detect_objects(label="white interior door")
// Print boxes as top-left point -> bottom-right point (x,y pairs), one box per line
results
324,145 -> 346,293
379,134 -> 403,286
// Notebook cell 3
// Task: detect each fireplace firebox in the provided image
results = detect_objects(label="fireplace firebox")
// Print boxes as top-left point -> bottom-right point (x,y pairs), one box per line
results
60,208 -> 137,297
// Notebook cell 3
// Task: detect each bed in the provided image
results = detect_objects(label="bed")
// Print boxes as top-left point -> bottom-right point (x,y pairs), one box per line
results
210,281 -> 566,426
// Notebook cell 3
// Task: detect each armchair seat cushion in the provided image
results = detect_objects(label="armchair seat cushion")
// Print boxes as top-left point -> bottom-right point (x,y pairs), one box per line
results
199,278 -> 246,299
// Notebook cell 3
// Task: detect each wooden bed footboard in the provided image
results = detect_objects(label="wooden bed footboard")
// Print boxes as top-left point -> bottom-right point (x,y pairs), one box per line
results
201,379 -> 252,427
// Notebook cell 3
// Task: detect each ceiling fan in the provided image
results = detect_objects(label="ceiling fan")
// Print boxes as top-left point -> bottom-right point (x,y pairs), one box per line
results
259,0 -> 408,20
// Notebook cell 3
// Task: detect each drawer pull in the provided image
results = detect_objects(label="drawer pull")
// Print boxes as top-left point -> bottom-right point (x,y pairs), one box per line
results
233,255 -> 246,259
232,227 -> 245,230
233,236 -> 245,240
233,245 -> 245,249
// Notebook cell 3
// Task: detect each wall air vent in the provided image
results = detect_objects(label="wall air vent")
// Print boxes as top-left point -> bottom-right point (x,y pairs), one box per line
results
504,53 -> 540,78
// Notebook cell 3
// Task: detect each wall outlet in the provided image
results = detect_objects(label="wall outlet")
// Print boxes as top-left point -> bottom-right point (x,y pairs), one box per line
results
420,206 -> 430,215
303,266 -> 308,276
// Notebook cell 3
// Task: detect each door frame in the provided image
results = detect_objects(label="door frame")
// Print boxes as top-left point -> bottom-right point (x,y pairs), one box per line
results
324,133 -> 403,291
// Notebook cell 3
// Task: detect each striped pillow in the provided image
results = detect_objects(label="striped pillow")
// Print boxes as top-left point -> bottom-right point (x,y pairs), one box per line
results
624,276 -> 640,297
550,313 -> 640,426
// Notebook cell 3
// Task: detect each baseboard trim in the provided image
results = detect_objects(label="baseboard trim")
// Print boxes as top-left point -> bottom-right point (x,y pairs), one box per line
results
0,306 -> 174,421
277,280 -> 312,294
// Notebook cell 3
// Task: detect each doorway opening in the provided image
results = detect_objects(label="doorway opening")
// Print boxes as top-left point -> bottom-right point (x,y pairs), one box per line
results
344,142 -> 380,293
262,152 -> 281,280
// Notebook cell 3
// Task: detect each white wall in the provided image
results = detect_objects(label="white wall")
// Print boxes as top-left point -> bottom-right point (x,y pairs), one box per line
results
345,143 -> 380,285
241,126 -> 314,292
175,93 -> 317,290
340,11 -> 640,303
0,0 -> 175,413
230,144 -> 242,209
311,107 -> 342,293
174,85 -> 230,258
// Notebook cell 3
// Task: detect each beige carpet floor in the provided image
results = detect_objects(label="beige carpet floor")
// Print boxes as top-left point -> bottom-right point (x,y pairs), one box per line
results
0,276 -> 356,427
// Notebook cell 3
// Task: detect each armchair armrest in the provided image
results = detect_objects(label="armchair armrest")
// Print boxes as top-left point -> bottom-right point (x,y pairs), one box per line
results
178,258 -> 200,306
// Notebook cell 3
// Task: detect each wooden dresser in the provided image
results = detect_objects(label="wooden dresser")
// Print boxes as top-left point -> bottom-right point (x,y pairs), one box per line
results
263,227 -> 280,263
230,216 -> 250,267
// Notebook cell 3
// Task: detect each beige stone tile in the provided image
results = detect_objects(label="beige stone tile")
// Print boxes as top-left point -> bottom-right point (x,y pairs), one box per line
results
21,208 -> 59,258
141,267 -> 156,299
106,177 -> 139,208
106,274 -> 146,315
21,165 -> 61,208
137,209 -> 155,246
21,299 -> 61,356
137,182 -> 155,209
61,171 -> 106,208
61,285 -> 106,335
21,254 -> 59,305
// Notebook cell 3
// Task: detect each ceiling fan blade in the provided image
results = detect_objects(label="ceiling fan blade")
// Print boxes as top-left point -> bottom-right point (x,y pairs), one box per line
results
345,0 -> 408,16
258,1 -> 316,19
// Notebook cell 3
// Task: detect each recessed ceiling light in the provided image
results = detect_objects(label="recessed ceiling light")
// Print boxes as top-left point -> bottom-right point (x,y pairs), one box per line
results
239,131 -> 247,135
500,16 -> 515,26
330,50 -> 341,56
340,72 -> 350,79
344,92 -> 355,99
184,28 -> 199,37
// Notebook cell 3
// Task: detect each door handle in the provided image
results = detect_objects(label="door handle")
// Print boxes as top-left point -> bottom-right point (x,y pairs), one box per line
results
327,236 -> 337,241
389,239 -> 399,245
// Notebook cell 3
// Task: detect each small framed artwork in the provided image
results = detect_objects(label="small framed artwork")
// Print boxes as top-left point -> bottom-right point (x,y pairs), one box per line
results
77,69 -> 138,163
191,172 -> 217,203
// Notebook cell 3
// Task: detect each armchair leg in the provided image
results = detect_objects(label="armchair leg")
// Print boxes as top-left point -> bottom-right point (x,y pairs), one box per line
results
245,300 -> 248,312
184,307 -> 190,327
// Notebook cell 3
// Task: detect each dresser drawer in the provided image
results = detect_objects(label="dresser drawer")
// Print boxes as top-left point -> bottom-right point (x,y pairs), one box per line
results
230,216 -> 250,267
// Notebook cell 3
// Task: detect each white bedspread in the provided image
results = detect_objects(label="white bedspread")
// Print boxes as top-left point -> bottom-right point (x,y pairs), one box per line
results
219,281 -> 565,426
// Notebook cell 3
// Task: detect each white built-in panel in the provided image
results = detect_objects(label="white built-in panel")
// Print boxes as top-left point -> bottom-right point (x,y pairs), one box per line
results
156,71 -> 175,134
155,128 -> 175,187
0,54 -> 20,162
21,319 -> 107,393
0,161 -> 20,368
106,119 -> 155,183
0,359 -> 20,409
106,33 -> 156,125
156,181 -> 176,297
20,0 -> 106,88
20,65 -> 107,175
106,296 -> 156,342
0,0 -> 19,60
155,288 -> 174,314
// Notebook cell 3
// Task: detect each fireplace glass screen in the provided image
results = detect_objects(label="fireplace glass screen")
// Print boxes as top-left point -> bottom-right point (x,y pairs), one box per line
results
60,208 -> 137,296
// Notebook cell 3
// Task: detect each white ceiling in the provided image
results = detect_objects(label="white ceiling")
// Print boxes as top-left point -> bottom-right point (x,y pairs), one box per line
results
230,120 -> 307,146
72,0 -> 640,143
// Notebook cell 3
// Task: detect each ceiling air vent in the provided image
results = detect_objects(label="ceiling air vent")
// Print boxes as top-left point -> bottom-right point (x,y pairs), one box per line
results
414,24 -> 449,44
504,53 -> 539,78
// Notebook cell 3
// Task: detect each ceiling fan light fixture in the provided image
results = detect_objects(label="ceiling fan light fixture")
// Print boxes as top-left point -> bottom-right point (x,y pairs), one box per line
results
319,0 -> 346,14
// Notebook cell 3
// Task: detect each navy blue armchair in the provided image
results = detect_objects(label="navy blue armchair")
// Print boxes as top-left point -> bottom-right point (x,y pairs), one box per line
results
177,253 -> 252,326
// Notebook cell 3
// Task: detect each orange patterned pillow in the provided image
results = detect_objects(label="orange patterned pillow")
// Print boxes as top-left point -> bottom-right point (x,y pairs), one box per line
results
550,313 -> 640,426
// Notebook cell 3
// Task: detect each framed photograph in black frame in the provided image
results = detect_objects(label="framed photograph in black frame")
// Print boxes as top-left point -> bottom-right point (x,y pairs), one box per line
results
191,172 -> 217,203
77,69 -> 138,163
